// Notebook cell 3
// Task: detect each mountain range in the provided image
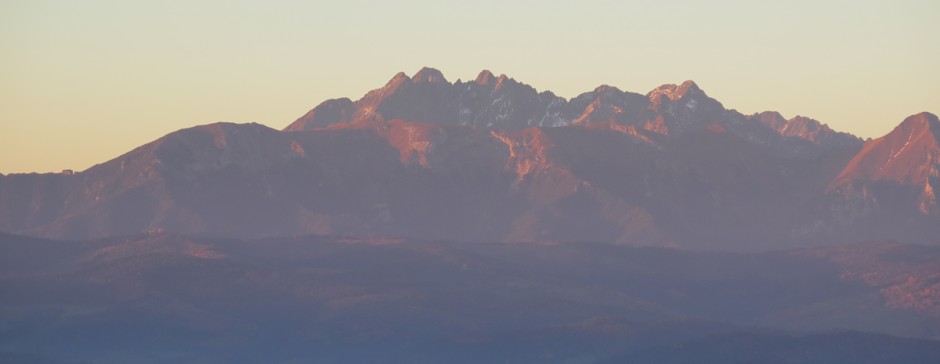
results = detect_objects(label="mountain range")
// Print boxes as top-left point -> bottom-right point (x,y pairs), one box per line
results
2,68 -> 940,363
2,67 -> 936,250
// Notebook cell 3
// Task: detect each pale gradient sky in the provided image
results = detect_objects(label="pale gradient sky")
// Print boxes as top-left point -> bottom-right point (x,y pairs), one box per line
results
1,0 -> 938,173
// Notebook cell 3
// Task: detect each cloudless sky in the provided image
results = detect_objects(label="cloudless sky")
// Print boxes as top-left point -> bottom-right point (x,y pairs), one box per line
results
1,0 -> 938,173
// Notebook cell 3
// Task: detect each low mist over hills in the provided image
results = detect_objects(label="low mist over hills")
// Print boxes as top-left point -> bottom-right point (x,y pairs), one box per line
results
2,232 -> 939,363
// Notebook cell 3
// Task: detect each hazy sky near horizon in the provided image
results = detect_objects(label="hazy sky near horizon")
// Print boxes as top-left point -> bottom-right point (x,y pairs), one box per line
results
1,0 -> 938,173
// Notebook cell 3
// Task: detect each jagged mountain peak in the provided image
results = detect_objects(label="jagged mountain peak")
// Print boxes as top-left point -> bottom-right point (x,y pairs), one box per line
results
753,111 -> 788,130
789,115 -> 819,123
492,73 -> 513,91
747,111 -> 860,147
648,80 -> 704,102
878,112 -> 940,149
897,112 -> 940,134
475,69 -> 496,85
593,84 -> 625,95
412,67 -> 448,85
386,71 -> 412,87
676,80 -> 702,96
783,115 -> 830,135
284,98 -> 355,131
833,112 -> 940,187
